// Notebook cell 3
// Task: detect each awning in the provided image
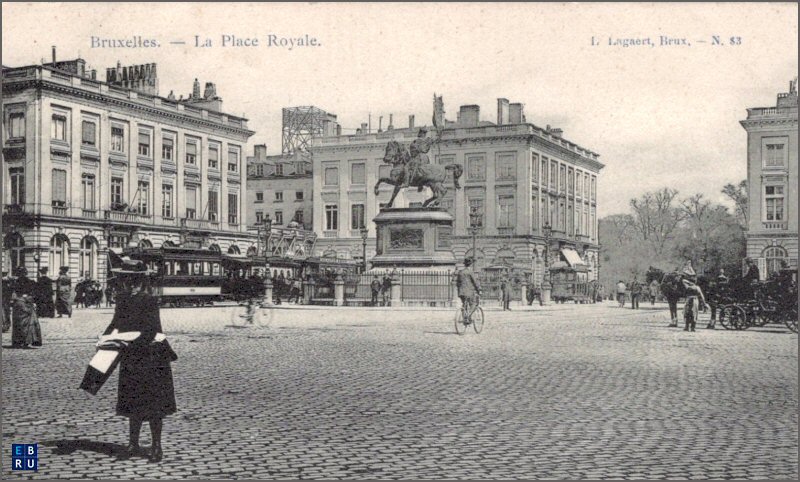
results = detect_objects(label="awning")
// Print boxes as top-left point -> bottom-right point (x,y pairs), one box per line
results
561,248 -> 586,267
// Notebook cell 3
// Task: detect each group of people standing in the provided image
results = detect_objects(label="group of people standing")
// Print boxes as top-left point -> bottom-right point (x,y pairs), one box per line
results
369,274 -> 393,306
2,266 -> 73,348
615,277 -> 660,309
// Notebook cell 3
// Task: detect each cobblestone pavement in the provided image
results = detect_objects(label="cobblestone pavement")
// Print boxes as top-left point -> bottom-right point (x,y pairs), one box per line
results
2,302 -> 797,479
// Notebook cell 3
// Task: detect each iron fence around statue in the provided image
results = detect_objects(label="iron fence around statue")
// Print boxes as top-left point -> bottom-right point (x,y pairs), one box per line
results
400,271 -> 453,302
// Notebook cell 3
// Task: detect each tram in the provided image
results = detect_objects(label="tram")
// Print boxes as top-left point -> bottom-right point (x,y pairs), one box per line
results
549,262 -> 593,303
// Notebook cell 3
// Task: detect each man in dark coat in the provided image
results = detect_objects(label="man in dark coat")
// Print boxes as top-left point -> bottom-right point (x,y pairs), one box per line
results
11,267 -> 42,348
55,266 -> 72,317
2,272 -> 14,332
381,274 -> 392,306
370,276 -> 381,306
101,258 -> 176,463
35,267 -> 55,318
500,275 -> 512,311
630,277 -> 642,310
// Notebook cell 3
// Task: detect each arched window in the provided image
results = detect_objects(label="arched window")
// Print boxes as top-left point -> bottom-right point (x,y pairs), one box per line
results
763,246 -> 788,278
79,236 -> 98,279
246,246 -> 257,257
49,234 -> 70,277
227,245 -> 240,255
208,244 -> 221,253
139,239 -> 153,248
163,240 -> 176,248
4,233 -> 25,274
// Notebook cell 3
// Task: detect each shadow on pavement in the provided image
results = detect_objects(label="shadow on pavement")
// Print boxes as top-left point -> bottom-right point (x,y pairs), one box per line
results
43,439 -> 127,458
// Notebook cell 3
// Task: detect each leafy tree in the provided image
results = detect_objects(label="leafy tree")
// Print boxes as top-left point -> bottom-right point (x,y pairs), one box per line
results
721,180 -> 748,227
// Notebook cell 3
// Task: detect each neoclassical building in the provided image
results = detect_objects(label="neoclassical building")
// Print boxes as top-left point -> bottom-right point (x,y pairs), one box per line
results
2,55 -> 257,283
310,99 -> 603,284
740,79 -> 798,277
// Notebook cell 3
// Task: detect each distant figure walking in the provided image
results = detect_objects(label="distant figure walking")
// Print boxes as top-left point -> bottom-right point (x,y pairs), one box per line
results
381,274 -> 391,306
55,266 -> 72,318
370,276 -> 381,306
616,280 -> 627,307
11,267 -> 42,349
630,277 -> 641,310
35,267 -> 55,318
648,279 -> 659,305
500,276 -> 512,311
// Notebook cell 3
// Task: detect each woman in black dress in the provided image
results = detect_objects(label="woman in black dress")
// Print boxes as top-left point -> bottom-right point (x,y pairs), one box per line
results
103,268 -> 176,463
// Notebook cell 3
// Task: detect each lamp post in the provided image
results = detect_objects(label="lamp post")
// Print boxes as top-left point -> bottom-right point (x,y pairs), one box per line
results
262,215 -> 272,258
469,206 -> 482,266
542,220 -> 553,304
360,226 -> 369,273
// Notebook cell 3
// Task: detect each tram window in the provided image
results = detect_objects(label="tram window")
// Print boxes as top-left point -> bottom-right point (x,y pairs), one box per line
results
178,261 -> 189,275
212,263 -> 220,276
193,262 -> 202,275
202,261 -> 210,276
164,262 -> 173,276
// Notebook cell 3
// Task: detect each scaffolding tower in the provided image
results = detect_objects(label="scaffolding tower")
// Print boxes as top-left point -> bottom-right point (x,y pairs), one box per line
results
281,106 -> 335,154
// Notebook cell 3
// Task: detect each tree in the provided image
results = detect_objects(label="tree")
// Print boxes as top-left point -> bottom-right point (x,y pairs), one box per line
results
629,188 -> 685,256
677,194 -> 743,274
721,180 -> 748,227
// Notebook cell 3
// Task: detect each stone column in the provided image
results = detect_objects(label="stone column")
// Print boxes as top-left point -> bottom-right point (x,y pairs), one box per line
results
541,280 -> 552,305
262,276 -> 273,306
390,272 -> 402,307
520,281 -> 528,306
303,278 -> 314,305
333,275 -> 345,307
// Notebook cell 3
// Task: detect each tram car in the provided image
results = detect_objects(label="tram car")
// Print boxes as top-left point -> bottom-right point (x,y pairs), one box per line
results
549,262 -> 592,303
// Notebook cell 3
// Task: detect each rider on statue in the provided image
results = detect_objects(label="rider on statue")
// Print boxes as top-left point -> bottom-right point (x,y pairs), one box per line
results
407,127 -> 435,189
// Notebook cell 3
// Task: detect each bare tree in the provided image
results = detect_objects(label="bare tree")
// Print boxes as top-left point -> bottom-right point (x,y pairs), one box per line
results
602,213 -> 636,244
721,180 -> 748,227
630,188 -> 685,256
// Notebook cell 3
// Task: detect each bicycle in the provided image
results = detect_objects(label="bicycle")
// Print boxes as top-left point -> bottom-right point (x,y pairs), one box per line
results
455,295 -> 484,335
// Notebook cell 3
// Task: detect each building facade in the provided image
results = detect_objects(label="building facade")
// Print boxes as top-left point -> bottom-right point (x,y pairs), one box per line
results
245,144 -> 313,230
310,99 -> 603,284
740,79 -> 799,278
2,56 -> 257,283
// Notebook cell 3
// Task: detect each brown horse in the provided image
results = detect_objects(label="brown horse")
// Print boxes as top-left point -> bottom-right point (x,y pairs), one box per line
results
374,140 -> 463,208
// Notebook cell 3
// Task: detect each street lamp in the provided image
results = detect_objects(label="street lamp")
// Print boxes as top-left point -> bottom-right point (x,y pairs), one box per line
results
262,215 -> 272,258
360,226 -> 369,272
543,220 -> 552,277
469,206 -> 482,266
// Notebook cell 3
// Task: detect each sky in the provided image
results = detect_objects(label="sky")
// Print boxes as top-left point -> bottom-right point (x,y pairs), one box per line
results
3,2 -> 797,216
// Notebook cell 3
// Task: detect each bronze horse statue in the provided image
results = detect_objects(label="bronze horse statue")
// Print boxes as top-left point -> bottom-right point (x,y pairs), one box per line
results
374,140 -> 463,208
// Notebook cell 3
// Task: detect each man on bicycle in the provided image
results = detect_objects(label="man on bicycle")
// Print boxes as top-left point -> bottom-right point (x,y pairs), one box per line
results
456,257 -> 481,322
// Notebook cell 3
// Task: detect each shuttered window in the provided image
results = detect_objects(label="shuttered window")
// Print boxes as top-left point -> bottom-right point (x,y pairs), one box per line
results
52,169 -> 67,206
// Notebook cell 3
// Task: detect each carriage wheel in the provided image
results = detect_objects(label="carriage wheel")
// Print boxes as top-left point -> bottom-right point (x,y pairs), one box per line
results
756,299 -> 779,326
784,304 -> 798,333
729,305 -> 748,330
719,305 -> 733,330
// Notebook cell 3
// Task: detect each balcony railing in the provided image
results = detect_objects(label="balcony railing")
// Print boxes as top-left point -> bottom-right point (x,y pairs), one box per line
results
180,218 -> 221,230
104,209 -> 152,224
497,227 -> 516,236
81,209 -> 98,219
763,221 -> 788,231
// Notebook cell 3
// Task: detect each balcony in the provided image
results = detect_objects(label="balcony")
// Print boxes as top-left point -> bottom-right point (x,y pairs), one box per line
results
81,209 -> 98,219
104,209 -> 152,224
180,218 -> 221,231
762,221 -> 788,231
497,227 -> 516,236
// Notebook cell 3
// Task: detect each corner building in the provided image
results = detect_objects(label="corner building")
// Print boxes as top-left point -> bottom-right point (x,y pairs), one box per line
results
2,56 -> 256,283
311,100 -> 603,284
740,79 -> 798,277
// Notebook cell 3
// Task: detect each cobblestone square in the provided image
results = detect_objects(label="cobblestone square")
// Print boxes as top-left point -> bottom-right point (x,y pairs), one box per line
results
2,302 -> 797,479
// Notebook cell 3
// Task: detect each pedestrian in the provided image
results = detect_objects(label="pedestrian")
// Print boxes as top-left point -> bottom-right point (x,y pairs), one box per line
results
381,274 -> 391,306
370,275 -> 381,306
105,281 -> 116,308
500,275 -> 512,311
34,267 -> 55,318
11,267 -> 42,349
648,279 -> 659,305
55,266 -> 72,318
101,258 -> 177,463
596,284 -> 605,303
3,271 -> 15,332
630,277 -> 641,310
681,275 -> 706,332
289,277 -> 302,304
616,279 -> 627,307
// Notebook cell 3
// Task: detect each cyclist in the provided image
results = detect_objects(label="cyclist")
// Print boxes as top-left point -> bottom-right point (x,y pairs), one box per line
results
456,257 -> 481,323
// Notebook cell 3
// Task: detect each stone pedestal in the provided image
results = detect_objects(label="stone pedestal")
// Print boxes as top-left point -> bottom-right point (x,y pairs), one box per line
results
262,279 -> 273,306
303,279 -> 314,305
541,281 -> 552,305
334,276 -> 345,306
520,282 -> 529,306
390,273 -> 402,306
370,208 -> 456,271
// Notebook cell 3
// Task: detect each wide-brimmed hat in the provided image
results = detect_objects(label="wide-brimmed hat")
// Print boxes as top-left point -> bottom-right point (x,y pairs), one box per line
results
59,266 -> 69,273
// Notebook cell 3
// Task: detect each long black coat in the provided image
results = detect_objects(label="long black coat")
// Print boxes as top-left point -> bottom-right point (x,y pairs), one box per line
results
103,291 -> 177,420
35,276 -> 55,318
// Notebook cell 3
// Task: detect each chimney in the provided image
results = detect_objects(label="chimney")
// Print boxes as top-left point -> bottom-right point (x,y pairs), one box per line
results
409,115 -> 415,129
509,103 -> 524,124
459,105 -> 480,126
548,127 -> 563,138
497,98 -> 510,125
360,122 -> 368,134
254,144 -> 267,159
336,125 -> 342,136
388,114 -> 394,130
192,78 -> 201,99
90,69 -> 96,80
51,46 -> 56,64
378,116 -> 383,133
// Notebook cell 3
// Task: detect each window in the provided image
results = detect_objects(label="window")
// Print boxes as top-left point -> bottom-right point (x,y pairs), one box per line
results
584,173 -> 590,199
185,186 -> 197,219
569,168 -> 575,195
111,126 -> 124,152
255,211 -> 263,224
208,145 -> 219,169
575,172 -> 582,197
295,190 -> 304,201
254,164 -> 265,177
8,112 -> 24,138
324,167 -> 339,186
162,184 -> 173,218
559,165 -> 566,192
255,191 -> 264,203
541,158 -> 548,187
111,177 -> 124,206
138,130 -> 151,157
764,246 -> 788,278
591,176 -> 596,201
550,161 -> 557,188
186,141 -> 197,164
559,199 -> 566,230
275,163 -> 284,176
79,237 -> 98,280
531,154 -> 539,184
51,169 -> 66,207
4,233 -> 25,273
325,204 -> 339,230
496,155 -> 516,180
584,205 -> 590,236
275,191 -> 283,202
497,195 -> 515,228
467,155 -> 486,181
81,174 -> 95,210
9,167 -> 25,206
208,190 -> 218,221
351,204 -> 365,230
294,209 -> 304,225
49,235 -> 69,277
162,137 -> 174,161
81,120 -> 96,146
764,185 -> 784,221
764,143 -> 786,167
228,193 -> 238,224
136,180 -> 150,215
228,147 -> 239,172
108,235 -> 128,249
275,211 -> 283,225
351,162 -> 366,185
468,198 -> 484,227
531,194 -> 539,231
51,115 -> 67,141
